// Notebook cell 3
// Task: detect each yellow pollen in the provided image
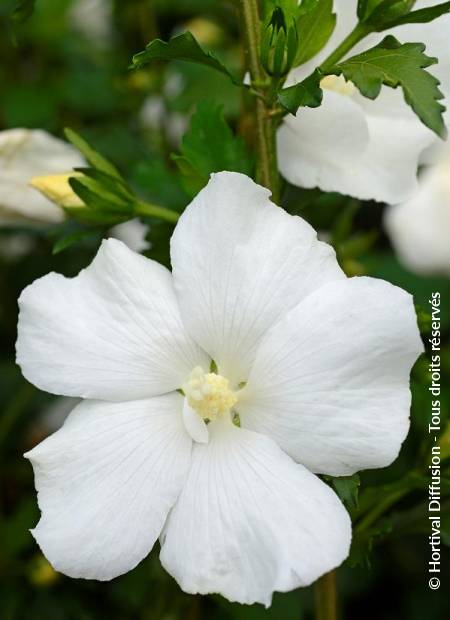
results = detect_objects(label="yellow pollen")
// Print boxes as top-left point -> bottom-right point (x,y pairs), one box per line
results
320,74 -> 356,97
182,366 -> 237,420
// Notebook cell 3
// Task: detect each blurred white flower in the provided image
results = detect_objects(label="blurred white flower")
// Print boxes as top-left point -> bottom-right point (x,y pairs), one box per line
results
0,233 -> 36,261
109,218 -> 150,253
139,95 -> 188,146
69,0 -> 113,46
278,0 -> 450,203
0,129 -> 84,224
17,172 -> 422,604
384,141 -> 450,275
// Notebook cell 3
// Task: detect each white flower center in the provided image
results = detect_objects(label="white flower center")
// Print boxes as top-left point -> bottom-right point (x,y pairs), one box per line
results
182,366 -> 237,420
320,74 -> 356,97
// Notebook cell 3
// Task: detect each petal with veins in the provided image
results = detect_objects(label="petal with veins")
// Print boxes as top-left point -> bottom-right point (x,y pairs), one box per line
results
17,239 -> 209,401
26,393 -> 191,580
160,418 -> 350,606
239,277 -> 423,476
171,171 -> 344,386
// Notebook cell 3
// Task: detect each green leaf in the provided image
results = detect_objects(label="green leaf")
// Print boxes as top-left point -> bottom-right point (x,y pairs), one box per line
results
349,517 -> 393,567
74,167 -> 134,202
327,474 -> 361,510
277,69 -> 323,114
329,36 -> 447,138
63,206 -> 127,226
294,0 -> 336,66
64,128 -> 122,181
383,2 -> 450,28
415,304 -> 432,334
69,177 -> 133,216
52,230 -> 98,255
131,32 -> 239,85
358,0 -> 414,24
173,100 -> 253,196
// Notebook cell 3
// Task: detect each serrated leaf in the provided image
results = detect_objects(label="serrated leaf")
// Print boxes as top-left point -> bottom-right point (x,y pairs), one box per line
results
64,128 -> 122,180
384,1 -> 450,28
278,69 -> 323,114
173,101 -> 253,196
329,36 -> 447,138
294,0 -> 336,66
131,32 -> 239,85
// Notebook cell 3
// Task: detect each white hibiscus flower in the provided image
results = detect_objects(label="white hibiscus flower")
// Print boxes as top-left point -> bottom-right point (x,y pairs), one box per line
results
278,0 -> 450,204
384,141 -> 450,275
0,129 -> 84,224
17,172 -> 423,605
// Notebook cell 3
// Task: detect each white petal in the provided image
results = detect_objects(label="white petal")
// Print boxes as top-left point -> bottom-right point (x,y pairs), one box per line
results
278,90 -> 433,203
182,398 -> 209,444
26,393 -> 191,580
160,417 -> 350,606
384,145 -> 450,276
17,239 -> 209,401
238,277 -> 423,476
170,172 -> 344,386
0,129 -> 84,223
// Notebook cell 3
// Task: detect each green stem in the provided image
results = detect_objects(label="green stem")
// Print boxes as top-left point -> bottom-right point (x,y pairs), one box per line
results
320,23 -> 373,72
240,0 -> 280,202
135,200 -> 179,223
354,488 -> 409,534
315,570 -> 337,620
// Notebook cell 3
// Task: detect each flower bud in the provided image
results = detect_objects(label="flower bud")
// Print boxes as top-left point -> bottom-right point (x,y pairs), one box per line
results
260,7 -> 298,78
360,0 -> 416,28
30,172 -> 84,208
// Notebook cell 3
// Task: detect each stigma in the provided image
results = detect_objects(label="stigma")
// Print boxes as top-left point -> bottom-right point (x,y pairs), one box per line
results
182,366 -> 237,420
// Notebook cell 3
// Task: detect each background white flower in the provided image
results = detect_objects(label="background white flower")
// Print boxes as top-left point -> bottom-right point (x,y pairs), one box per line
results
109,218 -> 151,253
69,0 -> 113,47
278,0 -> 450,203
17,172 -> 423,605
0,129 -> 84,224
384,141 -> 450,275
0,129 -> 149,253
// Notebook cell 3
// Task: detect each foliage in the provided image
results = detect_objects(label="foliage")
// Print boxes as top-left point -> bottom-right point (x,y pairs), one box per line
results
131,31 -> 240,85
277,69 -> 323,113
173,101 -> 253,196
294,0 -> 336,65
328,36 -> 447,138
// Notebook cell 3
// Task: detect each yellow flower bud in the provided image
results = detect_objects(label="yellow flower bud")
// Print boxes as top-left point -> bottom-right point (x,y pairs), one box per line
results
29,172 -> 85,208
